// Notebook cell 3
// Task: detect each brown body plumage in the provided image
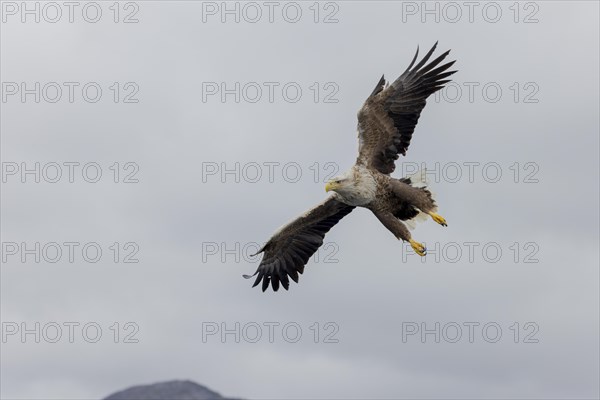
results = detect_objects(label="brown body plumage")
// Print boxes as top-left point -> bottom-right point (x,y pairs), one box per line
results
245,42 -> 456,291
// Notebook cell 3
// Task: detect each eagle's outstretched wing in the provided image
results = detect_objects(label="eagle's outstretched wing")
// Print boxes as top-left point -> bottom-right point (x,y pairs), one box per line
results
244,196 -> 355,292
356,42 -> 457,174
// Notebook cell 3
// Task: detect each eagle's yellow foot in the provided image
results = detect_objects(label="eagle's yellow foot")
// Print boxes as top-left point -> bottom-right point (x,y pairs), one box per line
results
429,212 -> 447,227
409,239 -> 427,256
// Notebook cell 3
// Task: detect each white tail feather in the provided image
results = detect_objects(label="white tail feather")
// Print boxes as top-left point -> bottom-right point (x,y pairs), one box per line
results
404,169 -> 437,230
404,210 -> 429,230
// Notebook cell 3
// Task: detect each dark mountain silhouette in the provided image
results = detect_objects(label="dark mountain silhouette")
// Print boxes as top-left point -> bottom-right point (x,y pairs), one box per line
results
103,380 -> 239,400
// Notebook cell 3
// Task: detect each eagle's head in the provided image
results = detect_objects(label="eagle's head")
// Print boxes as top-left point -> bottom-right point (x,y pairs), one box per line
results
325,167 -> 377,206
325,171 -> 354,194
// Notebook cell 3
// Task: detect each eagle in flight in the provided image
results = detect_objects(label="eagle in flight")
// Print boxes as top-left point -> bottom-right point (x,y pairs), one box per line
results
244,42 -> 457,291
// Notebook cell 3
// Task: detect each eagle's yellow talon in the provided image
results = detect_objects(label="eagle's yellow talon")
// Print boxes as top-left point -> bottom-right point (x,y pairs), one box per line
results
429,212 -> 447,227
409,239 -> 427,256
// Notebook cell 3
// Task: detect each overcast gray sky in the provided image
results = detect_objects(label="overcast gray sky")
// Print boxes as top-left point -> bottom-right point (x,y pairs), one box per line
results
1,1 -> 599,399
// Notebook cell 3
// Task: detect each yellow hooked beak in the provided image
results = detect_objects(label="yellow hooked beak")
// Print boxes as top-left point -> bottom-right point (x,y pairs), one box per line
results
325,181 -> 339,192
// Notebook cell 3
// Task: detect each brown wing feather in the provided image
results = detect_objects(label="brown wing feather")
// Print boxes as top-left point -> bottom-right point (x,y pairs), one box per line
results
244,196 -> 354,292
356,42 -> 457,174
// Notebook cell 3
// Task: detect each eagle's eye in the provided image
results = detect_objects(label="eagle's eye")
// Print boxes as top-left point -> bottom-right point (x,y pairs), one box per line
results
336,179 -> 341,184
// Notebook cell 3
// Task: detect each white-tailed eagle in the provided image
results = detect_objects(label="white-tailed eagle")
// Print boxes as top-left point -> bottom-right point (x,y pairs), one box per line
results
244,42 -> 457,291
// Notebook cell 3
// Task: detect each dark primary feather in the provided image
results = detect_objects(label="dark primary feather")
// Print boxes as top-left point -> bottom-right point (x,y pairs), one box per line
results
244,196 -> 355,292
356,42 -> 457,174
